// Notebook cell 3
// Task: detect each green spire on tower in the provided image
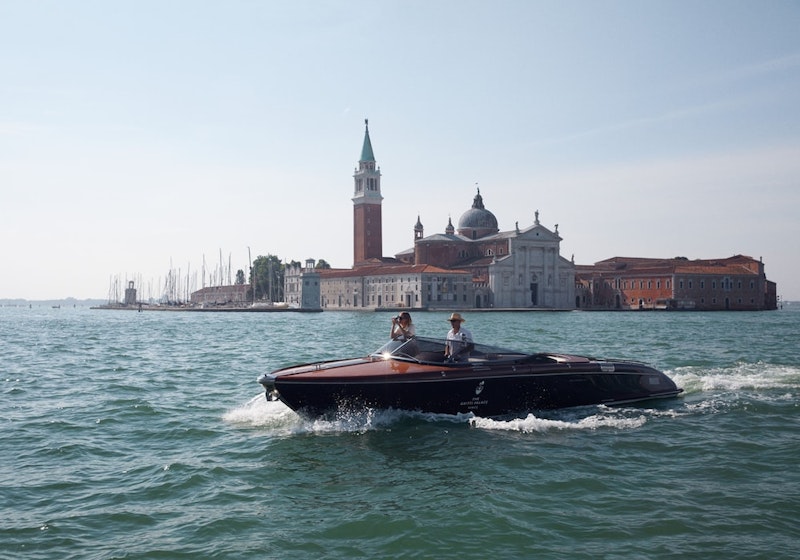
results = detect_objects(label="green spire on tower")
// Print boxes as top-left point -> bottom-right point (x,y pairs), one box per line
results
360,118 -> 375,162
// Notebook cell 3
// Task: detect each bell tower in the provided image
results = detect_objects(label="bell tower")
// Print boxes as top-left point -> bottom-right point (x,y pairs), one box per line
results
352,119 -> 383,266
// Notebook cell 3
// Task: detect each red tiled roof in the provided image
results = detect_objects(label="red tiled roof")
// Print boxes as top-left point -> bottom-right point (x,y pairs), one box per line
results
578,255 -> 762,278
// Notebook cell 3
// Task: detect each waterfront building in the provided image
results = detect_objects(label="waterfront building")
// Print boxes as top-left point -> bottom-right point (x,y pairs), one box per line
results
397,195 -> 576,309
319,264 -> 473,310
189,284 -> 249,306
285,121 -> 777,311
284,259 -> 322,309
306,120 -> 575,310
575,255 -> 778,310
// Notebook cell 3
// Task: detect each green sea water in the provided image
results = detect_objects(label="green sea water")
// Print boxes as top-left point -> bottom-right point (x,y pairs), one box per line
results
1,306 -> 798,559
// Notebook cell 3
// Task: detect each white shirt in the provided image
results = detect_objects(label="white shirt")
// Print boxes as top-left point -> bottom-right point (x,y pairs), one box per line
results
446,326 -> 473,358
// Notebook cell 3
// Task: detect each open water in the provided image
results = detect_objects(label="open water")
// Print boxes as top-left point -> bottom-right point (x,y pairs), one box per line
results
1,306 -> 798,559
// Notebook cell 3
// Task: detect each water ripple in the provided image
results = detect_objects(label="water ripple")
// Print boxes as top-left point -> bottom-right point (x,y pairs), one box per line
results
2,307 -> 799,559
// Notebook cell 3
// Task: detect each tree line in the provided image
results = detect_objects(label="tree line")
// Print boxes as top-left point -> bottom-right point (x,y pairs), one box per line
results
236,255 -> 330,302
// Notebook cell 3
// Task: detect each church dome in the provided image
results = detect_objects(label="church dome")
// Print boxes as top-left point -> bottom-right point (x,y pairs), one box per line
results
457,189 -> 498,239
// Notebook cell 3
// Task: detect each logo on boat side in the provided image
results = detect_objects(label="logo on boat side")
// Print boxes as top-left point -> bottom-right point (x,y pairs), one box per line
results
458,381 -> 489,409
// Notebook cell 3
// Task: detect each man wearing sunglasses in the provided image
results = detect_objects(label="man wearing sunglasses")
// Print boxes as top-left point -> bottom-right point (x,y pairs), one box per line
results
444,312 -> 474,362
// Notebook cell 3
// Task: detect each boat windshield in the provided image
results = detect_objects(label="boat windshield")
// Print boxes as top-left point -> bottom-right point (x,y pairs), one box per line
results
370,336 -> 531,364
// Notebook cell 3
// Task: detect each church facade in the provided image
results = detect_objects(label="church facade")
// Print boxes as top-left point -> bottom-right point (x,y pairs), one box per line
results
396,193 -> 576,309
302,120 -> 576,310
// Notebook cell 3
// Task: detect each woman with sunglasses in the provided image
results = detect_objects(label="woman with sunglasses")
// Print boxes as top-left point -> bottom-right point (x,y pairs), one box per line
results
390,312 -> 415,341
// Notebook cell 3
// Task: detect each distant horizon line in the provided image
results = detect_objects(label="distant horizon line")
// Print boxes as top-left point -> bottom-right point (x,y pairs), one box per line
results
1,297 -> 106,303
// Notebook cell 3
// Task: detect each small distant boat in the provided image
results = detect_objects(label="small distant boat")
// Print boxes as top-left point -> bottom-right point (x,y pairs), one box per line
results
251,301 -> 289,309
52,305 -> 60,309
258,336 -> 683,418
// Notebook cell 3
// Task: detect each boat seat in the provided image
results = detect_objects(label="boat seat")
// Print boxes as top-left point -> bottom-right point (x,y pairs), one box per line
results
416,351 -> 446,363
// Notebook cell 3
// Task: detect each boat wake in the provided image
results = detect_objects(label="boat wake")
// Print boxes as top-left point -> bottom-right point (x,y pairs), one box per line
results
665,362 -> 800,418
670,362 -> 800,395
469,408 -> 651,433
224,394 -> 474,435
223,394 -> 300,429
224,394 -> 673,436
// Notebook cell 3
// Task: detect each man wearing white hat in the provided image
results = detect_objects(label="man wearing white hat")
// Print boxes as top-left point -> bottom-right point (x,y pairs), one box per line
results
445,312 -> 474,362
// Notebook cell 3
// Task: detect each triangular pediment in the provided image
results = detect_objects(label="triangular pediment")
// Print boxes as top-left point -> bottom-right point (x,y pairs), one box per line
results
515,224 -> 560,242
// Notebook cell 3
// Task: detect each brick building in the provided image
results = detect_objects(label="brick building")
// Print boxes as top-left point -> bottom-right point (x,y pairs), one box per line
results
575,255 -> 777,310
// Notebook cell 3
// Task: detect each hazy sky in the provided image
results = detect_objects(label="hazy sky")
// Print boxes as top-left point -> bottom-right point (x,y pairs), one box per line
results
2,1 -> 799,301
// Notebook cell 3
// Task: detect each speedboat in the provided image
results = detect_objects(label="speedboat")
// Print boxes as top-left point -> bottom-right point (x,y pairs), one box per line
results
257,336 -> 683,418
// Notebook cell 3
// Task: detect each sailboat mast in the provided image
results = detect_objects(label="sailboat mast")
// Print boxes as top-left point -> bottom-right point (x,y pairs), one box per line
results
248,247 -> 254,304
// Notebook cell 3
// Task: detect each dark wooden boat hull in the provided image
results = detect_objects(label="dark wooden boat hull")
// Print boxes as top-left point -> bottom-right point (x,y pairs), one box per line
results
258,351 -> 682,418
